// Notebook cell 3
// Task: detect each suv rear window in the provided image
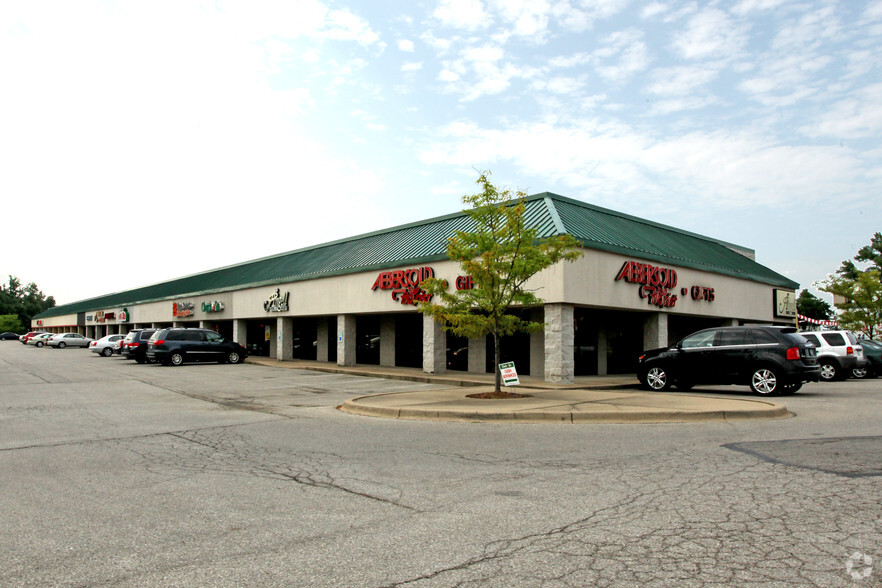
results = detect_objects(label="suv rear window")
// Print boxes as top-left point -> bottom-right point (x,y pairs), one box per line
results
717,329 -> 753,346
821,333 -> 846,346
801,334 -> 820,346
751,329 -> 778,344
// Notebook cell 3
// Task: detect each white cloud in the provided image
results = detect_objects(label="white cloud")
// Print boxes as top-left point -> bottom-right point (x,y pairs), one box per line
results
799,83 -> 882,139
398,38 -> 415,51
491,0 -> 551,38
402,61 -> 423,71
595,29 -> 650,82
417,120 -> 876,211
646,66 -> 718,96
433,0 -> 490,30
672,8 -> 748,60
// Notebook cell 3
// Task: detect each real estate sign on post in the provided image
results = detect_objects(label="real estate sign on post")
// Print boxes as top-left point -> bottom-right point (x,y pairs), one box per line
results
499,362 -> 520,386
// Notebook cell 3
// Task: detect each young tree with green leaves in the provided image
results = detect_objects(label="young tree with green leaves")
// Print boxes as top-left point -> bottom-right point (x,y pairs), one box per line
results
817,233 -> 882,339
419,173 -> 583,395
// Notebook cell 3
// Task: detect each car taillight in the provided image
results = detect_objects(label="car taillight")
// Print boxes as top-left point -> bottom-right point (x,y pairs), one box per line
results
90,341 -> 96,346
130,342 -> 139,348
152,340 -> 164,346
846,346 -> 854,355
786,347 -> 801,360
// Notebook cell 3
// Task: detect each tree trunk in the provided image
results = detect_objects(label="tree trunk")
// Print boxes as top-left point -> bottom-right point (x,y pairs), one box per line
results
493,332 -> 501,392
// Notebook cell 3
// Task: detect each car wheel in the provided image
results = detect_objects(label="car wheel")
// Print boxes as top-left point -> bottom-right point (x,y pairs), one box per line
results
170,352 -> 184,366
750,367 -> 780,395
852,367 -> 868,379
226,351 -> 241,365
818,360 -> 838,382
101,347 -> 113,357
58,342 -> 66,349
35,341 -> 43,348
644,366 -> 671,391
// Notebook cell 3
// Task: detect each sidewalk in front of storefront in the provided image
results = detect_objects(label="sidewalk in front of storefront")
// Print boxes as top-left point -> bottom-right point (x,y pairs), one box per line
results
246,357 -> 791,424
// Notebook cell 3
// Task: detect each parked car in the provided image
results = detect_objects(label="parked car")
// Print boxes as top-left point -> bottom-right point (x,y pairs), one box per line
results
89,334 -> 126,357
853,339 -> 881,379
0,331 -> 21,340
147,328 -> 247,366
637,326 -> 820,396
28,333 -> 55,347
20,331 -> 48,344
797,330 -> 867,381
122,329 -> 158,363
47,332 -> 93,348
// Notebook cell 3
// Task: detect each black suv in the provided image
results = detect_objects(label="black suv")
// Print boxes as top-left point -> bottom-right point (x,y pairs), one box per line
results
122,329 -> 158,363
637,326 -> 820,396
146,328 -> 247,366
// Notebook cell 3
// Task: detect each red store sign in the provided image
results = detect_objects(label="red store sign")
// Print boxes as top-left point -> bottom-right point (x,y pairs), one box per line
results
372,267 -> 436,305
615,260 -> 715,309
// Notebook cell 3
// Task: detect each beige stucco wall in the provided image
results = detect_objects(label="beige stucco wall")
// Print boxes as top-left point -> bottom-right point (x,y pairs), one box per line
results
556,249 -> 791,322
35,249 -> 794,327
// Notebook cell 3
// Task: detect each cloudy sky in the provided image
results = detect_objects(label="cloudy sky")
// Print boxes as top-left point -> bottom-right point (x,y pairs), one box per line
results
2,0 -> 880,305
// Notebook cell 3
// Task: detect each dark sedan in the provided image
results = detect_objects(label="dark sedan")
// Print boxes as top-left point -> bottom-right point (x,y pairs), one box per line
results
0,332 -> 21,340
637,326 -> 820,396
854,339 -> 881,379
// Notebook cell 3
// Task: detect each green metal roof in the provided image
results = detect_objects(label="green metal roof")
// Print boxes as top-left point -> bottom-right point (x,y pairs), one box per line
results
35,193 -> 798,319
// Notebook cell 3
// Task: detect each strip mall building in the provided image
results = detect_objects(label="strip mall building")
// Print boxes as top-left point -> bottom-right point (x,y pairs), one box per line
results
32,194 -> 799,383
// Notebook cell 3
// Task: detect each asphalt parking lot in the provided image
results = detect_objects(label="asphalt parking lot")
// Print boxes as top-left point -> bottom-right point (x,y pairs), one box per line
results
1,342 -> 880,586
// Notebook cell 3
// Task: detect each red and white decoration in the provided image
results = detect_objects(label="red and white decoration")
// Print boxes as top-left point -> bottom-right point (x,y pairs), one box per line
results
798,314 -> 837,327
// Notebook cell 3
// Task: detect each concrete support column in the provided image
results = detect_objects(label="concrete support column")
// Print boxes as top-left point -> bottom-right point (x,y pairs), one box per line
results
380,316 -> 396,367
423,314 -> 446,374
337,314 -> 356,366
544,303 -> 575,384
529,307 -> 544,379
316,318 -> 329,362
643,312 -> 669,351
276,317 -> 293,361
724,318 -> 739,327
233,319 -> 247,348
172,321 -> 184,328
597,330 -> 608,376
467,336 -> 486,373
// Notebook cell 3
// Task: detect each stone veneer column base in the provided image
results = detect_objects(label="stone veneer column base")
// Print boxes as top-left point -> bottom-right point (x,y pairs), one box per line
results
544,303 -> 574,384
423,314 -> 446,374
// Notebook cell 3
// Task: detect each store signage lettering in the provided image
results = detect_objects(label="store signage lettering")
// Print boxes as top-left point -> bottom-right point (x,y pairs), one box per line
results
774,289 -> 796,318
371,266 -> 436,306
86,315 -> 93,322
201,300 -> 225,313
615,260 -> 715,309
264,289 -> 289,312
456,275 -> 475,290
95,311 -> 105,323
36,320 -> 43,326
118,308 -> 129,322
173,302 -> 195,318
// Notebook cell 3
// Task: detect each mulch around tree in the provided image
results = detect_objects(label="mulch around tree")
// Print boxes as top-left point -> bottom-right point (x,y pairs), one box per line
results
466,391 -> 528,399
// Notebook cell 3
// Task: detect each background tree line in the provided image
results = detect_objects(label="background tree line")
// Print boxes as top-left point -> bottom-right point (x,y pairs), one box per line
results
0,276 -> 56,333
799,232 -> 882,339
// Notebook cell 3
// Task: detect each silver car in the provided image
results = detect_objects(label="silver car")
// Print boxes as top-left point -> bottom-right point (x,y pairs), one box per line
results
27,333 -> 55,348
89,334 -> 126,357
47,332 -> 94,349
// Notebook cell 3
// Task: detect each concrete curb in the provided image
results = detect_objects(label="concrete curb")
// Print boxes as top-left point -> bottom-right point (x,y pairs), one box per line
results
338,390 -> 791,424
